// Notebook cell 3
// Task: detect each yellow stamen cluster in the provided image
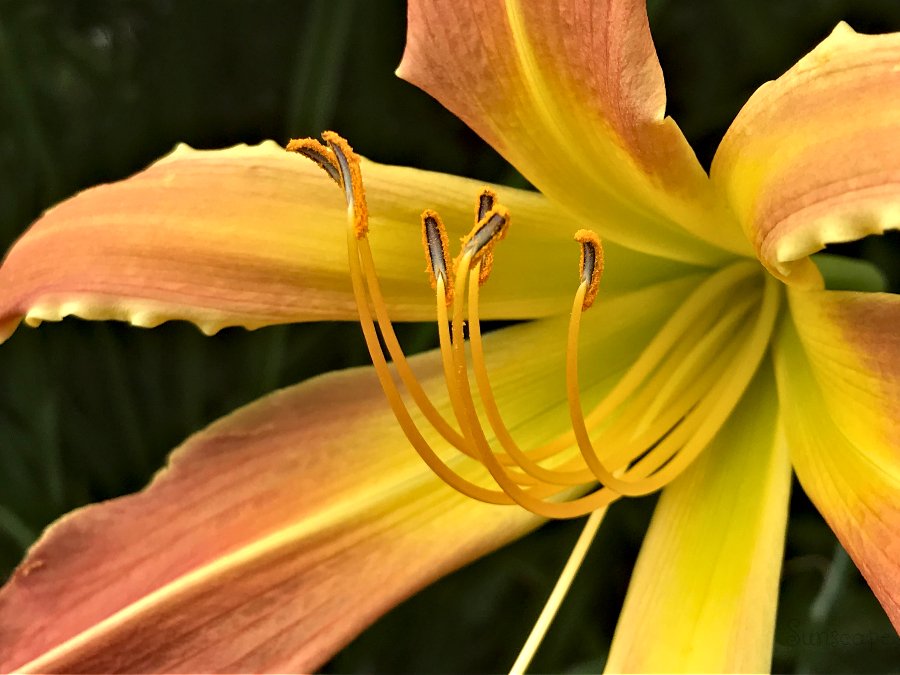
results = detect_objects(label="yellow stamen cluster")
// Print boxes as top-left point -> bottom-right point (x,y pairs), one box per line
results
285,132 -> 781,521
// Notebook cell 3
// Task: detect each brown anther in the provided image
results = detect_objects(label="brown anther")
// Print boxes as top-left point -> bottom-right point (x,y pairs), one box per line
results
322,130 -> 369,239
476,188 -> 497,223
459,207 -> 510,263
574,229 -> 604,310
285,138 -> 341,185
422,209 -> 454,305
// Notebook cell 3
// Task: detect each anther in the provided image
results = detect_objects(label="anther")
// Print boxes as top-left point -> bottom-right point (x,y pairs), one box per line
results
421,209 -> 454,305
285,138 -> 341,185
322,130 -> 369,238
574,229 -> 604,310
476,188 -> 497,222
460,207 -> 510,262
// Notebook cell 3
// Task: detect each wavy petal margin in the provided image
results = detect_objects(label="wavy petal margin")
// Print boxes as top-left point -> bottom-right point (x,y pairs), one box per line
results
0,276 -> 703,673
0,142 -> 694,343
713,24 -> 900,288
605,364 -> 791,673
776,288 -> 900,630
399,0 -> 749,264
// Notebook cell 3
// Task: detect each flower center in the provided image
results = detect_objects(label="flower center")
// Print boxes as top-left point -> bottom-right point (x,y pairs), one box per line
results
287,132 -> 781,520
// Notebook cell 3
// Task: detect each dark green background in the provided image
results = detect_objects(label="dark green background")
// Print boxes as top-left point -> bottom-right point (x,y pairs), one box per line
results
1,1 -> 898,672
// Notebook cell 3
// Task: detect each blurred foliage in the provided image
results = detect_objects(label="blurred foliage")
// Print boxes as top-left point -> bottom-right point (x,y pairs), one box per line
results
0,1 -> 898,673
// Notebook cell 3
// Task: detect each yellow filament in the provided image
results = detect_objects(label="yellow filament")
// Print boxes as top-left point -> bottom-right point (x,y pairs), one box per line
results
615,273 -> 782,494
509,507 -> 607,675
567,284 -> 762,495
596,334 -> 737,464
467,262 -> 594,486
437,252 -> 544,485
579,262 -> 758,431
295,132 -> 778,529
450,259 -> 615,519
566,283 -> 637,494
318,134 -> 514,505
493,261 -> 758,470
346,230 -> 514,505
631,293 -> 757,436
356,236 -> 468,450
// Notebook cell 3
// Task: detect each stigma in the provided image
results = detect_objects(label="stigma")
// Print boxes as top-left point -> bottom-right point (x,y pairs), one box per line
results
286,132 -> 778,520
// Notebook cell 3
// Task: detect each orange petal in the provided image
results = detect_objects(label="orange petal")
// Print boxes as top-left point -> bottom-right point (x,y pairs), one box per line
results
713,24 -> 900,288
606,364 -> 791,673
0,338 -> 539,673
776,288 -> 900,630
0,274 -> 706,673
0,141 -> 694,343
398,0 -> 749,264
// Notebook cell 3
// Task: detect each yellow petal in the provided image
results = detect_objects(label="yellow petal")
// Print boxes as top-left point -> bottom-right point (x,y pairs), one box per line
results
398,0 -> 750,264
606,363 -> 791,673
0,141 -> 694,343
713,24 -> 900,288
0,275 -> 703,673
776,288 -> 900,630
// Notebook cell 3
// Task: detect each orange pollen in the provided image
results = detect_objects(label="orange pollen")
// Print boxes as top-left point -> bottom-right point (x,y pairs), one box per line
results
285,138 -> 341,185
321,130 -> 369,239
574,229 -> 604,310
421,209 -> 454,306
455,207 -> 510,287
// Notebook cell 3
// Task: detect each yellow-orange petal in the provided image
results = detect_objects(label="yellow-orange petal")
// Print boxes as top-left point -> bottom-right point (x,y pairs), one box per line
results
398,0 -> 749,265
712,24 -> 900,288
605,364 -> 791,673
0,141 -> 696,343
0,344 -> 536,673
0,274 -> 707,673
776,288 -> 900,630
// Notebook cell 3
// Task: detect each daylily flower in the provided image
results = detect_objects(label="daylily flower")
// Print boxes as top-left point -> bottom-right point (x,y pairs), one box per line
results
1,0 -> 898,672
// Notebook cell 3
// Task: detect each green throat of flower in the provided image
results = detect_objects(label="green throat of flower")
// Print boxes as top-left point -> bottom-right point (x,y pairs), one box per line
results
287,132 -> 782,520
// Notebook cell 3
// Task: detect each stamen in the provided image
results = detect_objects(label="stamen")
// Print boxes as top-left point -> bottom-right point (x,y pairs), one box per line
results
578,261 -> 759,432
466,250 -> 596,486
451,255 -> 616,519
347,228 -> 513,505
565,261 -> 765,496
322,130 -> 368,238
421,209 -> 453,305
295,134 -> 483,460
631,294 -> 756,437
574,229 -> 603,310
477,187 -> 497,221
289,132 -> 776,537
285,138 -> 341,185
298,131 -> 513,504
459,208 -> 510,262
612,274 -> 781,496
